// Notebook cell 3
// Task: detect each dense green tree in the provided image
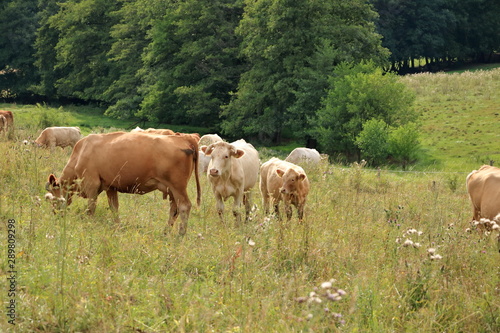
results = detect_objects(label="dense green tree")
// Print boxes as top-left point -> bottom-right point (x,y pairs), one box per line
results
104,0 -> 169,119
138,0 -> 244,127
48,0 -> 120,102
373,0 -> 500,71
222,0 -> 388,143
313,61 -> 415,159
0,0 -> 39,99
33,0 -> 63,99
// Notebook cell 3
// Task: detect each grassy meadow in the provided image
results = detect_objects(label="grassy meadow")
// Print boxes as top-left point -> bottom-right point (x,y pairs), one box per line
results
0,68 -> 500,332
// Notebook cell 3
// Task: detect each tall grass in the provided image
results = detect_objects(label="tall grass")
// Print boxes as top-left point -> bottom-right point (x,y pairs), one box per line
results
1,69 -> 499,331
1,124 -> 499,331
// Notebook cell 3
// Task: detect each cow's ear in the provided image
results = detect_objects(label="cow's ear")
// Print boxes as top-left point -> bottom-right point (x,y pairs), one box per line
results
48,174 -> 58,186
233,149 -> 245,158
298,173 -> 306,181
276,169 -> 285,177
203,144 -> 214,156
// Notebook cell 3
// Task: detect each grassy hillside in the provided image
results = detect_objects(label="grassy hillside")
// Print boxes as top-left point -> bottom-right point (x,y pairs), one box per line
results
401,67 -> 500,171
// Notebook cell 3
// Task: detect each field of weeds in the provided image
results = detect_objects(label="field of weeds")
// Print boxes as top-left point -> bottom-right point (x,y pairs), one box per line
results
1,119 -> 499,332
1,68 -> 500,331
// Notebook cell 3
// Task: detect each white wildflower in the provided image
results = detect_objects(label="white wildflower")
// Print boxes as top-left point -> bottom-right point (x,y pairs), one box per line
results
402,239 -> 414,247
427,248 -> 436,255
430,254 -> 443,260
44,193 -> 54,201
248,239 -> 255,247
321,281 -> 332,289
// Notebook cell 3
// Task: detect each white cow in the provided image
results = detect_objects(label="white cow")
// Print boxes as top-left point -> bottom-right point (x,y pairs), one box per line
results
35,127 -> 82,150
201,139 -> 260,225
285,147 -> 321,165
198,134 -> 223,174
199,133 -> 223,146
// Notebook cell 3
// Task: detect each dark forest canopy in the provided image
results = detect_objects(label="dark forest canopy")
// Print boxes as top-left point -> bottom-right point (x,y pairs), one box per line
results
1,0 -> 499,145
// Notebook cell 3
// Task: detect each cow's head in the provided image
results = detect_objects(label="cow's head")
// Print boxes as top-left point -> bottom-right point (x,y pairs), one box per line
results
202,142 -> 244,177
45,174 -> 71,211
277,168 -> 306,194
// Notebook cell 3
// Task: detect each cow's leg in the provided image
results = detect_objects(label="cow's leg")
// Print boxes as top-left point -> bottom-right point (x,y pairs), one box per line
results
167,187 -> 191,236
106,189 -> 120,222
260,180 -> 269,215
165,189 -> 179,226
243,191 -> 252,222
283,195 -> 292,220
233,190 -> 244,227
297,202 -> 305,221
215,192 -> 225,222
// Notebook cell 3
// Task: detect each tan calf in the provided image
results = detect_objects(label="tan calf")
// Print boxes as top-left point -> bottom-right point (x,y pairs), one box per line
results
260,158 -> 310,221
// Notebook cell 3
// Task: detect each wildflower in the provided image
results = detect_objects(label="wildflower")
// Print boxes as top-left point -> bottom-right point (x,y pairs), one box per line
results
337,289 -> 347,296
321,281 -> 332,289
306,313 -> 313,320
395,237 -> 402,244
427,248 -> 436,255
295,296 -> 308,303
465,228 -> 471,233
326,292 -> 342,301
44,193 -> 54,201
248,239 -> 255,247
22,140 -> 28,145
430,254 -> 442,260
413,242 -> 422,248
402,239 -> 414,247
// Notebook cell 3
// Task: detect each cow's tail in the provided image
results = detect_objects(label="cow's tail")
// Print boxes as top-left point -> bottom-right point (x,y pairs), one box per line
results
193,144 -> 201,206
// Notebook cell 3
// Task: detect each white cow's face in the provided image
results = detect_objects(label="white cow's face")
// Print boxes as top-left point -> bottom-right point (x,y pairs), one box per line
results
202,142 -> 244,177
277,168 -> 306,194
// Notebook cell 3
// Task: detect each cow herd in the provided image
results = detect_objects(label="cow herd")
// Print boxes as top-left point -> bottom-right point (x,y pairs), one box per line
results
41,127 -> 318,235
1,109 -> 500,240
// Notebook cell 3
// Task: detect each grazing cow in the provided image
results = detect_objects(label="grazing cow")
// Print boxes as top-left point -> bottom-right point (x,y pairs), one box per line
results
199,134 -> 223,146
0,110 -> 14,132
285,147 -> 321,165
35,127 -> 82,150
143,128 -> 176,135
201,139 -> 260,225
198,135 -> 223,174
260,157 -> 310,221
466,165 -> 500,222
45,131 -> 201,235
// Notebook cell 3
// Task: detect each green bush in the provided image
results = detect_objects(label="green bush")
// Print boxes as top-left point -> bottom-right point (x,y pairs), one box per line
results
355,118 -> 389,166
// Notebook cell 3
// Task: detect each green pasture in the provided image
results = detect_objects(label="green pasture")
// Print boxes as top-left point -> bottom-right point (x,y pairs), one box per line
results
0,68 -> 499,331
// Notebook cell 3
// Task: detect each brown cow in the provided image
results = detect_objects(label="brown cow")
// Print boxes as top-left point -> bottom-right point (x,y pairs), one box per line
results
0,110 -> 14,133
0,115 -> 6,133
260,157 -> 310,221
45,131 -> 201,235
35,127 -> 82,150
466,165 -> 500,226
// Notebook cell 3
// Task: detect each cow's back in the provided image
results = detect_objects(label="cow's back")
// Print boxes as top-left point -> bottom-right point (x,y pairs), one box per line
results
467,165 -> 500,220
231,140 -> 260,191
68,132 -> 197,193
285,147 -> 321,165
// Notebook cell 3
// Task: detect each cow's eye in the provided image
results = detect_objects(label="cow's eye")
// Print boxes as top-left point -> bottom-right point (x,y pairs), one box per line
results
225,155 -> 229,159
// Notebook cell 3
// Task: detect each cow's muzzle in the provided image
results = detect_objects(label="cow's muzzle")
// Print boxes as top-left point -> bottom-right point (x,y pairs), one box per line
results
209,168 -> 220,177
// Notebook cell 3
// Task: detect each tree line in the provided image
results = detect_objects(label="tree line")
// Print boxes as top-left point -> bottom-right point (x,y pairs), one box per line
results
0,0 -> 498,163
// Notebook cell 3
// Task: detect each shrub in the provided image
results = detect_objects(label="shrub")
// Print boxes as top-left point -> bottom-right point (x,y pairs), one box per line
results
355,118 -> 389,166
